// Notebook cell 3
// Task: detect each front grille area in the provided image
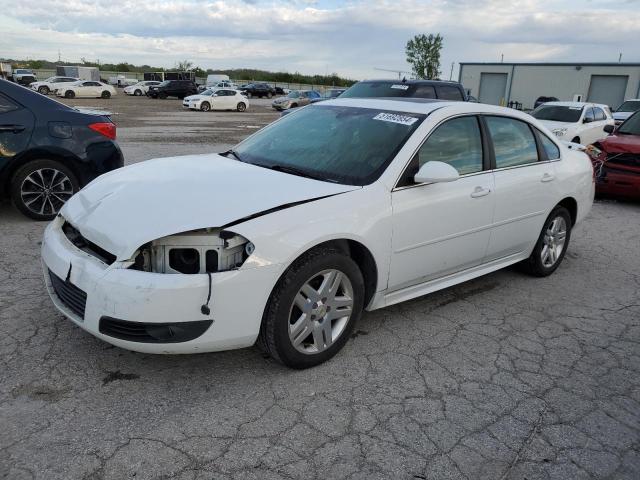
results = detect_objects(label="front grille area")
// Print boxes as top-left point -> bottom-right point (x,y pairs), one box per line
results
62,222 -> 116,265
99,317 -> 213,343
49,269 -> 87,319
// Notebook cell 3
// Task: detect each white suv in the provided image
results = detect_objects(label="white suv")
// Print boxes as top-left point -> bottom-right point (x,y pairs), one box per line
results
30,77 -> 79,95
531,101 -> 615,145
123,81 -> 161,96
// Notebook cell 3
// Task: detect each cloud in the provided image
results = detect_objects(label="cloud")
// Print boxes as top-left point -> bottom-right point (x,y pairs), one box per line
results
0,0 -> 638,79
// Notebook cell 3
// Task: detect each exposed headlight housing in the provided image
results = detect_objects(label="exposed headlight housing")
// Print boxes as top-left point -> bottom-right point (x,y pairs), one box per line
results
552,128 -> 568,137
129,229 -> 252,274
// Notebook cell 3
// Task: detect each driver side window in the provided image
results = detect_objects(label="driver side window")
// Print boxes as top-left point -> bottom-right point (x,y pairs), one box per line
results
398,116 -> 484,186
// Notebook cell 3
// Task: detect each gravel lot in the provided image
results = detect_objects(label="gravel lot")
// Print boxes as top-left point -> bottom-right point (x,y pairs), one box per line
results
1,92 -> 639,479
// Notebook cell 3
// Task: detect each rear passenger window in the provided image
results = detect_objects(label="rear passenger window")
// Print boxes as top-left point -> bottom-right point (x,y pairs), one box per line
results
593,107 -> 605,121
486,116 -> 539,168
536,129 -> 561,160
418,116 -> 484,175
413,85 -> 436,99
583,108 -> 595,123
436,85 -> 464,101
0,94 -> 20,114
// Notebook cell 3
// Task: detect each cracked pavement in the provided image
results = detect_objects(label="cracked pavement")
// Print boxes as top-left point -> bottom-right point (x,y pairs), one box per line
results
1,100 -> 639,478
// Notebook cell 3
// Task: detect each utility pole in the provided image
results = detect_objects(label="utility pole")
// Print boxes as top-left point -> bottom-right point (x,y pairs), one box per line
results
501,53 -> 504,63
449,62 -> 454,81
58,49 -> 61,62
618,52 -> 623,63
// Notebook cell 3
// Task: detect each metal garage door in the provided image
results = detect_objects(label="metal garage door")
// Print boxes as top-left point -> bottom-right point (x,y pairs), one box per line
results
587,75 -> 628,109
479,73 -> 508,105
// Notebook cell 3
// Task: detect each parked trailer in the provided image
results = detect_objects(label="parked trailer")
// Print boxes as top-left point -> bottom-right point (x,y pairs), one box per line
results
0,63 -> 11,80
56,66 -> 100,81
143,71 -> 195,82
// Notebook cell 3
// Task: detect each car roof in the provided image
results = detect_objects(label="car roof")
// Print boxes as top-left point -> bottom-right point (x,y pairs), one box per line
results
359,78 -> 462,86
542,101 -> 608,108
321,97 -> 535,119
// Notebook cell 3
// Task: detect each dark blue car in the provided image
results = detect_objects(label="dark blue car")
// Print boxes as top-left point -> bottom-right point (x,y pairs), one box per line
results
0,79 -> 123,219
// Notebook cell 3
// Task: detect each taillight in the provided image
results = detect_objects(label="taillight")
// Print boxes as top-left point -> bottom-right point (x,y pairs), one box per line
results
88,122 -> 116,140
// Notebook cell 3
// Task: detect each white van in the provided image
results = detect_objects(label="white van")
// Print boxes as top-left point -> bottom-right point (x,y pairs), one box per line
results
206,74 -> 230,87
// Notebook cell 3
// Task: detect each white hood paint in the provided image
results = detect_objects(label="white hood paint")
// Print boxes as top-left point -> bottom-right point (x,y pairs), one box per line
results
537,120 -> 575,131
61,154 -> 359,260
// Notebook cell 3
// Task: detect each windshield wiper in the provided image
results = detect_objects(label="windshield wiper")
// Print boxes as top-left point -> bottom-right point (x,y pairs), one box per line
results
267,164 -> 333,182
221,149 -> 245,162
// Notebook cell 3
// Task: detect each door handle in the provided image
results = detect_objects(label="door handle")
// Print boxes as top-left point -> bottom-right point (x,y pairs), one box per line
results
470,186 -> 491,198
0,124 -> 25,133
541,173 -> 555,183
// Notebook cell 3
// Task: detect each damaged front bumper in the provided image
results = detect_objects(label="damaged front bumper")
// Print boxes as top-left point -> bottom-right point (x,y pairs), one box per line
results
41,216 -> 283,354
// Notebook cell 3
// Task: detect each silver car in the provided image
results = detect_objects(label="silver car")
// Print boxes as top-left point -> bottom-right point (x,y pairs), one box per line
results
272,90 -> 321,111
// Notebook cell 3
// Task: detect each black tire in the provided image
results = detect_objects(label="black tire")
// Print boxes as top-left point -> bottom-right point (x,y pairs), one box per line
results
201,102 -> 211,112
246,92 -> 252,98
134,89 -> 142,96
519,206 -> 572,277
10,159 -> 80,221
267,92 -> 272,99
65,90 -> 75,99
158,92 -> 167,99
38,86 -> 49,95
291,103 -> 298,108
571,136 -> 580,144
101,91 -> 111,99
236,102 -> 246,112
257,247 -> 365,369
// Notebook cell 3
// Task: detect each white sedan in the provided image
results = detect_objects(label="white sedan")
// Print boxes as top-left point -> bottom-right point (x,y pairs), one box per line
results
531,101 -> 614,145
124,81 -> 161,96
182,88 -> 248,112
41,99 -> 594,368
56,81 -> 117,99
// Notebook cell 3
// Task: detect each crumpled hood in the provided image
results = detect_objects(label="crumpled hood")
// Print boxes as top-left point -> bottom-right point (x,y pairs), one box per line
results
61,154 -> 359,260
599,133 -> 640,154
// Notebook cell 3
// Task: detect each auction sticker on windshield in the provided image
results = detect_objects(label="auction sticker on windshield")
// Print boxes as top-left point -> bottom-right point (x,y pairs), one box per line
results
390,84 -> 409,90
373,112 -> 419,126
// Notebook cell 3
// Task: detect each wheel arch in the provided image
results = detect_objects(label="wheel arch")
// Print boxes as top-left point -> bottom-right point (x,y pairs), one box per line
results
557,196 -> 578,227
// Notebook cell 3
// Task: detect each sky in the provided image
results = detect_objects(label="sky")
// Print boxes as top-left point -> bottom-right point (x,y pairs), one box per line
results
1,0 -> 639,80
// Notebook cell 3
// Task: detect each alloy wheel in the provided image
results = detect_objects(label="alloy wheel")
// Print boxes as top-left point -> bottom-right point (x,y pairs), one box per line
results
541,216 -> 567,267
288,269 -> 354,355
20,168 -> 74,217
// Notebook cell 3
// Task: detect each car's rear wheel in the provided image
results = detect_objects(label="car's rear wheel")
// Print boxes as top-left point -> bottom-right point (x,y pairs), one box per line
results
65,90 -> 75,99
134,89 -> 142,96
236,102 -> 246,112
520,206 -> 572,277
10,159 -> 79,221
258,246 -> 364,369
38,86 -> 49,95
200,102 -> 211,112
101,91 -> 111,99
158,92 -> 167,99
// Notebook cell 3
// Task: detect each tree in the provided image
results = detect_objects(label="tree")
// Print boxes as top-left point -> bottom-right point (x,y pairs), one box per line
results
405,33 -> 443,80
176,60 -> 194,71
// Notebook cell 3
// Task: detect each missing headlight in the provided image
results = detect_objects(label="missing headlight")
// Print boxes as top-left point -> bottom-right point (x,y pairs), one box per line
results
129,229 -> 252,274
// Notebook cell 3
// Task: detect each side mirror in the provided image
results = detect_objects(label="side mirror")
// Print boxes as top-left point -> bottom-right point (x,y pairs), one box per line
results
583,117 -> 593,124
603,124 -> 615,134
414,161 -> 460,184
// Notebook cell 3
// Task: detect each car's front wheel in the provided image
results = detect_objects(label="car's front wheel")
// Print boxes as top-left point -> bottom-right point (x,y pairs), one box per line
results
200,102 -> 211,112
65,90 -> 75,99
236,102 -> 246,112
10,159 -> 79,220
258,247 -> 364,369
520,206 -> 572,277
134,89 -> 142,96
101,91 -> 111,99
38,86 -> 49,95
158,92 -> 167,99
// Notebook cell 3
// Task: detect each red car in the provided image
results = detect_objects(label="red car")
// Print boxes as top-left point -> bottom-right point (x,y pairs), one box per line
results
590,111 -> 640,199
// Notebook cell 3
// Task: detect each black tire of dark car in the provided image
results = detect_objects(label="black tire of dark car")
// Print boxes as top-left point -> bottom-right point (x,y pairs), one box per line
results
101,91 -> 111,99
158,92 -> 167,99
38,86 -> 49,95
134,89 -> 142,96
258,246 -> 364,369
237,102 -> 246,112
246,92 -> 252,98
267,92 -> 272,99
201,102 -> 211,112
519,206 -> 572,277
10,159 -> 80,221
65,90 -> 75,99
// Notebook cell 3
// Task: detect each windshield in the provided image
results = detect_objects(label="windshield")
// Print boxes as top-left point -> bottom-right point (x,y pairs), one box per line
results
199,89 -> 214,96
233,105 -> 425,185
616,101 -> 640,113
341,81 -> 415,98
531,105 -> 583,123
159,81 -> 170,86
617,111 -> 640,135
44,77 -> 55,82
287,91 -> 300,98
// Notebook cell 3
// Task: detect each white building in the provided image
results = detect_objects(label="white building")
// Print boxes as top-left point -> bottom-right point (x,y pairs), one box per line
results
459,62 -> 640,110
